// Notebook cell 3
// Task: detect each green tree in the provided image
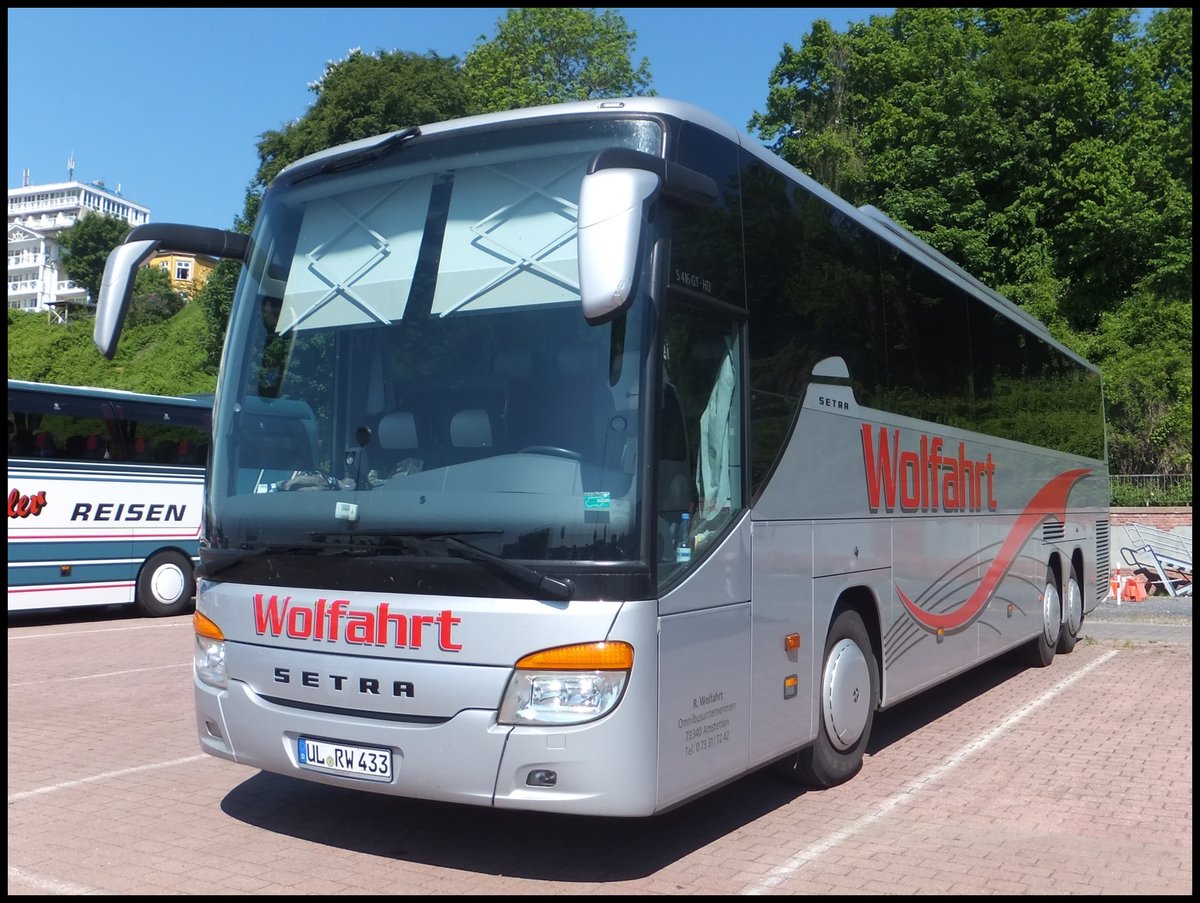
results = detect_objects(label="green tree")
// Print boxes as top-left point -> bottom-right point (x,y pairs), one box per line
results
463,7 -> 653,113
195,11 -> 653,369
7,298 -> 214,396
748,18 -> 871,199
252,49 -> 470,203
194,258 -> 241,371
192,49 -> 474,364
56,213 -> 132,304
750,7 -> 1191,475
1125,6 -> 1193,304
126,264 -> 186,328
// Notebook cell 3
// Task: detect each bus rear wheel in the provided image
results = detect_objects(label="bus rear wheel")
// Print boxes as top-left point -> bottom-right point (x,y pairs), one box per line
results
777,609 -> 879,789
1057,564 -> 1084,655
136,550 -> 195,617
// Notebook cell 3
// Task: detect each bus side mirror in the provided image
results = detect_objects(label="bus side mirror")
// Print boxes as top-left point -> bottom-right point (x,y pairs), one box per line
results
577,149 -> 718,325
94,224 -> 249,360
94,239 -> 160,359
577,167 -> 660,325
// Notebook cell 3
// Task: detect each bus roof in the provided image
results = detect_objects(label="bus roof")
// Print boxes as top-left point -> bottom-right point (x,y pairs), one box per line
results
7,379 -> 214,409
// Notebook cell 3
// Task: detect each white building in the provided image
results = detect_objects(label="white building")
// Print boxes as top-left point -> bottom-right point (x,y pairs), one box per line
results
8,173 -> 150,322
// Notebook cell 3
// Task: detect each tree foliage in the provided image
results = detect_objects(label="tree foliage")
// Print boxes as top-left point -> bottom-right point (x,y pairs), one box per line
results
12,8 -> 1187,480
251,49 -> 471,200
193,258 -> 242,371
199,9 -> 652,367
126,264 -> 186,328
462,7 -> 653,113
750,7 -> 1191,474
56,214 -> 132,303
7,299 -> 215,396
192,49 -> 475,371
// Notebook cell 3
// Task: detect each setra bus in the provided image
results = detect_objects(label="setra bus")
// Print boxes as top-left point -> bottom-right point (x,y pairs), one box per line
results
8,379 -> 211,617
92,98 -> 1110,816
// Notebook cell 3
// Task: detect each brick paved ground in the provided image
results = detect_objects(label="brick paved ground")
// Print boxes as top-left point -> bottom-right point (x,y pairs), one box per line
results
7,609 -> 1192,895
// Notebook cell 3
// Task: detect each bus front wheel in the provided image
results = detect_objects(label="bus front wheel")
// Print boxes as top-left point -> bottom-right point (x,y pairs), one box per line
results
777,609 -> 879,789
136,550 -> 195,617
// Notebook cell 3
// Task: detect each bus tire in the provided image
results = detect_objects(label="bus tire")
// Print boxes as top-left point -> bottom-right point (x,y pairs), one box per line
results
1057,563 -> 1083,655
1025,564 -> 1061,668
777,609 -> 879,789
136,550 -> 195,617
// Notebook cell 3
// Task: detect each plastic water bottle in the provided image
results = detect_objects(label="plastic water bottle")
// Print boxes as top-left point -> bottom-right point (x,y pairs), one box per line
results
675,512 -> 692,563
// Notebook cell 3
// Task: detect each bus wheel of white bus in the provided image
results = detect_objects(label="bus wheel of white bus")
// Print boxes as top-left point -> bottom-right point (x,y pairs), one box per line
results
1026,565 -> 1062,668
136,551 -> 195,617
1057,564 -> 1084,655
777,609 -> 879,789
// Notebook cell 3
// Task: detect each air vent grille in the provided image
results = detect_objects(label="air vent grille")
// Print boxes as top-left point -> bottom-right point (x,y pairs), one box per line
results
1096,520 -> 1110,589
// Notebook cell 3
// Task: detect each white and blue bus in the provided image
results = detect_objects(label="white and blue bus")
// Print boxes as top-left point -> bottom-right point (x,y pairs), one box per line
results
7,379 -> 211,617
93,98 -> 1109,815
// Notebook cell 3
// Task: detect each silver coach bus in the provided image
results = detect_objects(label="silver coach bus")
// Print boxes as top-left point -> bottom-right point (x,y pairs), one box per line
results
94,97 -> 1109,816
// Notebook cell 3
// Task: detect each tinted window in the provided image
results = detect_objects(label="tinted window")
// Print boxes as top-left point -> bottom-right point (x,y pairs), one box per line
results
668,122 -> 745,307
740,154 -> 885,493
739,150 -> 1104,473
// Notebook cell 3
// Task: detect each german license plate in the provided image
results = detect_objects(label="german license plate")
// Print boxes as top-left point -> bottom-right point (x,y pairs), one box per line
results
297,736 -> 392,782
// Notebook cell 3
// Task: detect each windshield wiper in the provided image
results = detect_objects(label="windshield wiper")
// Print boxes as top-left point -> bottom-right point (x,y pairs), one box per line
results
198,540 -> 344,579
309,530 -> 576,601
439,535 -> 575,602
285,126 -> 421,185
202,531 -> 575,601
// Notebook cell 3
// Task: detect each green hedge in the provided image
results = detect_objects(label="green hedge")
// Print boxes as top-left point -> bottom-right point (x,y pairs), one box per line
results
1110,475 -> 1192,507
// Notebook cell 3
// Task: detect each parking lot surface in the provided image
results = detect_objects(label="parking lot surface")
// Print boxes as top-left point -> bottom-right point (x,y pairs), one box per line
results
7,606 -> 1192,895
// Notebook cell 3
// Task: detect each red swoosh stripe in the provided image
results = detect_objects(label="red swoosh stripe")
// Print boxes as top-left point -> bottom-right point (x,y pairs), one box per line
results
897,468 -> 1091,632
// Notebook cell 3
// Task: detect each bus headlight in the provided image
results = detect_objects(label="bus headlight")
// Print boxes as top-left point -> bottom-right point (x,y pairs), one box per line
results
193,611 -> 228,688
498,642 -> 633,726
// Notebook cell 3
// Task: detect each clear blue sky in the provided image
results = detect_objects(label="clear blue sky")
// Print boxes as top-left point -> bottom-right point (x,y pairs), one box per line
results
7,8 -> 893,230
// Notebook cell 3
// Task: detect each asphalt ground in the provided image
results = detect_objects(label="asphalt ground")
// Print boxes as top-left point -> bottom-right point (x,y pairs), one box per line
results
7,599 -> 1192,896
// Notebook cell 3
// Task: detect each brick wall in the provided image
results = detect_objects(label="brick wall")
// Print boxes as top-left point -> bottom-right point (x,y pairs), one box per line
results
1111,507 -> 1193,532
1108,507 -> 1192,576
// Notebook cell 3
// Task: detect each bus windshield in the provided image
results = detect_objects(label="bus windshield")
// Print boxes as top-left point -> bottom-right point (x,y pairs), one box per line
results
208,117 -> 662,568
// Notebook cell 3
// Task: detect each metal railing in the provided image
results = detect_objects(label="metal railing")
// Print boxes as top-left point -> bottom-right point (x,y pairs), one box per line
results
1110,473 -> 1192,507
1118,523 -> 1192,596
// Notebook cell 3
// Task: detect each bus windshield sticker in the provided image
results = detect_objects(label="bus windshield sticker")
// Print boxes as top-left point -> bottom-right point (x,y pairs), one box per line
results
584,491 -> 611,510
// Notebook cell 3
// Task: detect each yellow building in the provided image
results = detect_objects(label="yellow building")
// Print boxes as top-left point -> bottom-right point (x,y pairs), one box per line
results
145,251 -> 218,297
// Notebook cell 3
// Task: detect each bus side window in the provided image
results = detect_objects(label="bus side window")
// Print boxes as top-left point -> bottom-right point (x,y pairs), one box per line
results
11,429 -> 35,457
234,397 -> 321,487
694,333 -> 740,526
33,431 -> 58,458
86,434 -> 109,459
658,305 -> 744,572
658,383 -> 692,518
177,438 -> 202,464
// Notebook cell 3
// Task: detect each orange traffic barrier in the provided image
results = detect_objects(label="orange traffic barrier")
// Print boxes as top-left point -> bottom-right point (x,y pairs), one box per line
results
1131,573 -> 1149,602
1106,568 -> 1150,603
